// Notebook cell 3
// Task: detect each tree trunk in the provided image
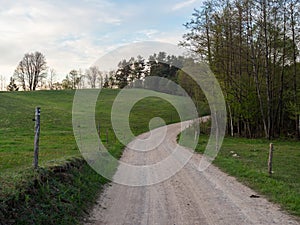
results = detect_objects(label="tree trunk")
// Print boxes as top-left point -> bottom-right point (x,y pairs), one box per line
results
262,0 -> 272,139
249,3 -> 268,138
291,1 -> 300,139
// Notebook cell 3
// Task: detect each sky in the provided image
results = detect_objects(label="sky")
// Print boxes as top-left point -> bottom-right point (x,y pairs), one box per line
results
0,0 -> 204,83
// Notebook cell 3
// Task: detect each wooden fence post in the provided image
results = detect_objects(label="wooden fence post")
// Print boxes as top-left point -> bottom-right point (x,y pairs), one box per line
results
268,143 -> 274,176
33,107 -> 41,169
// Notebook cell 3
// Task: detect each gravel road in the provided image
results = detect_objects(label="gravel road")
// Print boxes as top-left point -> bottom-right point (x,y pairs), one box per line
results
85,120 -> 299,225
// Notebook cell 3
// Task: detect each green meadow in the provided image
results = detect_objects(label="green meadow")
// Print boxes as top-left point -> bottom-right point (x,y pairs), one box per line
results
0,89 -> 200,196
0,89 -> 299,223
1,89 -> 197,223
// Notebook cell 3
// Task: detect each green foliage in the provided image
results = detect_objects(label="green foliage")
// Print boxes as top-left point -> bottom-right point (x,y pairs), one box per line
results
181,0 -> 300,138
6,77 -> 19,92
62,75 -> 74,90
115,59 -> 132,89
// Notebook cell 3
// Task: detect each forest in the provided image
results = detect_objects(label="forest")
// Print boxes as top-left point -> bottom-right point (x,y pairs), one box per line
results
180,0 -> 300,139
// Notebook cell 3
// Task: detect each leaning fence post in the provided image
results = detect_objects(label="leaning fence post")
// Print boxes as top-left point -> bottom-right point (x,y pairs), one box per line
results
268,143 -> 273,176
33,107 -> 41,169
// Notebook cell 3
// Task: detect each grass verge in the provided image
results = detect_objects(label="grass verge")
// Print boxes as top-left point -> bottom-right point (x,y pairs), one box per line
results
0,158 -> 108,224
190,128 -> 300,217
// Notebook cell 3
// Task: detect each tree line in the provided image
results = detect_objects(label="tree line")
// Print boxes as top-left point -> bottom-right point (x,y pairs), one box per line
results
102,52 -> 205,106
8,51 -> 202,97
6,51 -> 105,91
180,0 -> 300,139
7,50 -> 207,118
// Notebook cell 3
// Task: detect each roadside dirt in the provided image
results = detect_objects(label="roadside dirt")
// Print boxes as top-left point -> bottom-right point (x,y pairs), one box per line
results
85,120 -> 299,225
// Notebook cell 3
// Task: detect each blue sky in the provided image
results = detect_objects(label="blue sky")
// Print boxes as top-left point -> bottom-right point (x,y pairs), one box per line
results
0,0 -> 204,82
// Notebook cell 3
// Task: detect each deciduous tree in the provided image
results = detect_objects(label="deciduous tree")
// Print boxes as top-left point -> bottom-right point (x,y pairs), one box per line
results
14,51 -> 47,91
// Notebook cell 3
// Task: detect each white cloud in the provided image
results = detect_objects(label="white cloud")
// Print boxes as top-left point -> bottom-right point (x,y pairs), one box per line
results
172,0 -> 197,11
0,0 -> 198,84
137,29 -> 159,39
0,0 -> 122,79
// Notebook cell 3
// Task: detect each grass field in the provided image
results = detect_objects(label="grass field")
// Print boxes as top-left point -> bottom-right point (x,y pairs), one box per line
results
0,89 -> 206,223
195,132 -> 300,217
2,89 -> 299,222
0,88 -> 202,183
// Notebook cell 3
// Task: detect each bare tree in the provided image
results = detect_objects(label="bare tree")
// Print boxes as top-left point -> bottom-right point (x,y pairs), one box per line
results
77,69 -> 85,89
86,66 -> 101,88
48,68 -> 56,90
0,75 -> 5,91
97,72 -> 103,88
14,51 -> 47,91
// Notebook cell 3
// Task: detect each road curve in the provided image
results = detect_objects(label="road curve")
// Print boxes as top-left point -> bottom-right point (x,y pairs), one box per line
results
85,120 -> 299,225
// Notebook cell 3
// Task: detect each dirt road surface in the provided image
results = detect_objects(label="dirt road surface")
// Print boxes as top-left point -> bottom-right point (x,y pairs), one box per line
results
85,120 -> 299,225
